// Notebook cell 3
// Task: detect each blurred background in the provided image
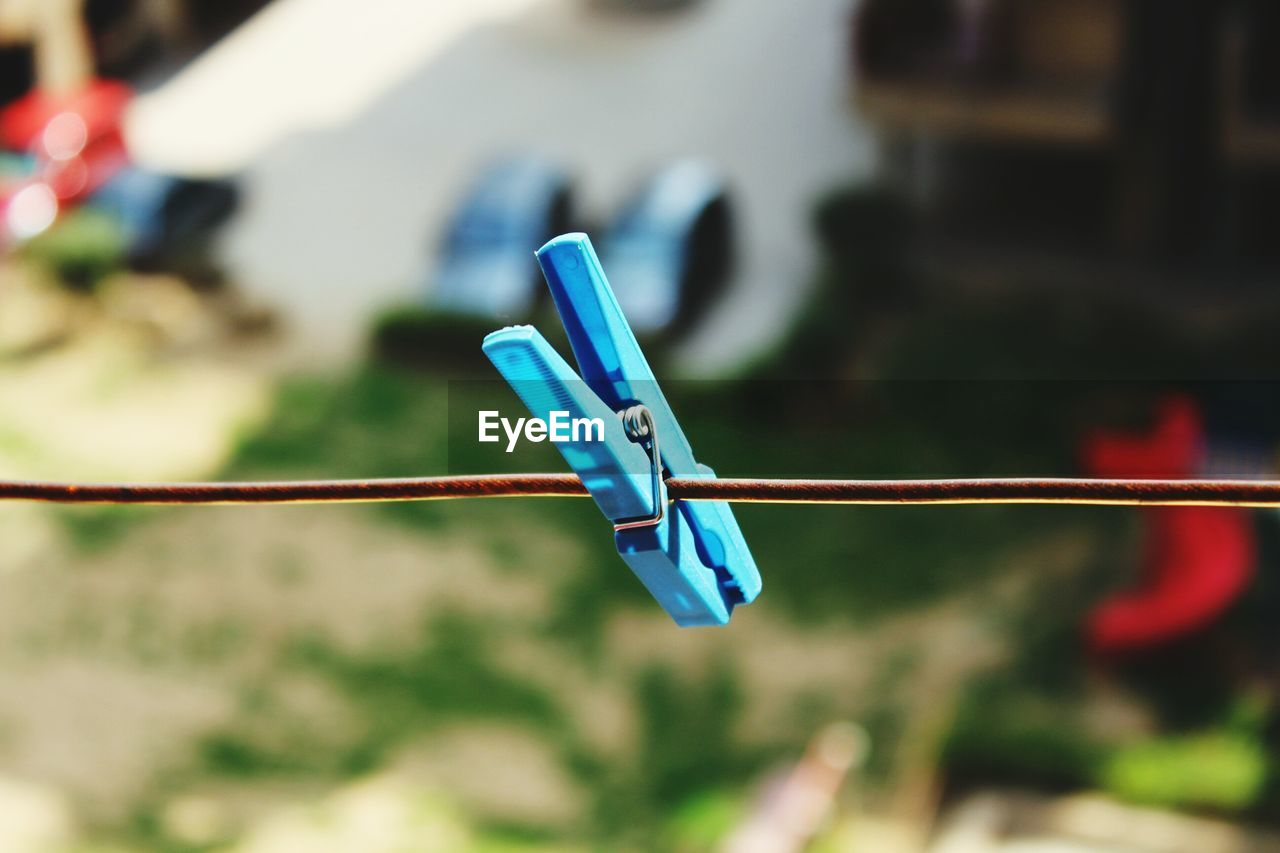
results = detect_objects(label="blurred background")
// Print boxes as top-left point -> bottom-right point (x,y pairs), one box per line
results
5,0 -> 1280,850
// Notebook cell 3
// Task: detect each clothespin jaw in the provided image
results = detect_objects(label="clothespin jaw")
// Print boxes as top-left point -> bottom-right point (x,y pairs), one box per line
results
482,233 -> 760,626
482,326 -> 658,523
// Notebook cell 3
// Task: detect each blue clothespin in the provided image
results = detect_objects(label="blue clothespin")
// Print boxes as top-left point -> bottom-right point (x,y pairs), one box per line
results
482,233 -> 761,626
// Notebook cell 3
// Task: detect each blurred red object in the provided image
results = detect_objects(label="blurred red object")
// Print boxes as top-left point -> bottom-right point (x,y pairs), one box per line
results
0,79 -> 131,202
0,79 -> 131,243
1081,396 -> 1255,653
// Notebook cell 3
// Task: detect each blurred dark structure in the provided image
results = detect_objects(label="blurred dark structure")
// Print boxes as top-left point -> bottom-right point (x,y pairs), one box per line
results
86,0 -> 273,71
1,0 -> 271,104
851,0 -> 1280,280
92,166 -> 240,274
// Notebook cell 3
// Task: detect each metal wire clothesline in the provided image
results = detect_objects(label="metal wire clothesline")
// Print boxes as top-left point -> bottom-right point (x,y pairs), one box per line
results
4,474 -> 1280,506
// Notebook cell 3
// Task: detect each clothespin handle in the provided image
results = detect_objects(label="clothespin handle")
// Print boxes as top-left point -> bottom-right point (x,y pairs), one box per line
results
537,234 -> 699,477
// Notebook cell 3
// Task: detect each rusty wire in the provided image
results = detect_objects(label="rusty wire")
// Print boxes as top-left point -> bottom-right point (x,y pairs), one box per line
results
3,475 -> 1280,507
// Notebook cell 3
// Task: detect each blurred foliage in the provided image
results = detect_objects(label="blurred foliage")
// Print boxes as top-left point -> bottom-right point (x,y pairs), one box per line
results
56,504 -> 152,554
1099,696 -> 1271,811
944,678 -> 1110,789
751,185 -> 913,380
370,306 -> 505,373
1103,731 -> 1266,810
663,789 -> 746,850
20,208 -> 126,290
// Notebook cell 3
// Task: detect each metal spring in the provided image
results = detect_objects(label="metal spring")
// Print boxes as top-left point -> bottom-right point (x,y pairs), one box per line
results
614,404 -> 666,531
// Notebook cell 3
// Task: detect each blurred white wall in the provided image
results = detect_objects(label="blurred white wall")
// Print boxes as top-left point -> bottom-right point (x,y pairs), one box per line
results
126,0 -> 875,372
